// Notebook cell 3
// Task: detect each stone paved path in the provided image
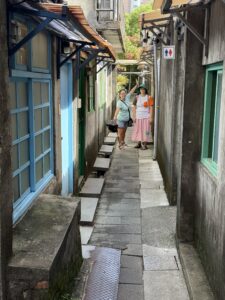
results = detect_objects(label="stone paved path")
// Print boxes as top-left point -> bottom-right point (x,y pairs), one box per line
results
88,128 -> 189,300
90,129 -> 144,299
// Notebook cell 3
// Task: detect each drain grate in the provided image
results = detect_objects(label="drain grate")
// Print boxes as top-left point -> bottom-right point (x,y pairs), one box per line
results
84,247 -> 121,300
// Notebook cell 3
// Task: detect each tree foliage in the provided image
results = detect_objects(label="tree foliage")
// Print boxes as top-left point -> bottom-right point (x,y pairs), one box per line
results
124,4 -> 152,60
116,74 -> 129,91
125,4 -> 152,36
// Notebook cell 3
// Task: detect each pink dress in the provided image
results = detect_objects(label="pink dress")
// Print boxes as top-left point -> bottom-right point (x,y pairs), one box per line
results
132,95 -> 151,142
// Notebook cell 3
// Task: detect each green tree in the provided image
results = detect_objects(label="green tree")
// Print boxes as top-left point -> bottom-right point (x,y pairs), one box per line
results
124,4 -> 152,59
125,4 -> 152,36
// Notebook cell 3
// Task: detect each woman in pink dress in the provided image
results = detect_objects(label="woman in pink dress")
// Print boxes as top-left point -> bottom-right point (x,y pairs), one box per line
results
132,85 -> 154,150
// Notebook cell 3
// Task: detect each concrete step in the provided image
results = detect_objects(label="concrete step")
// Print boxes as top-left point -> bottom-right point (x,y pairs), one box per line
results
108,132 -> 118,138
93,157 -> 111,172
99,145 -> 114,156
8,194 -> 82,299
104,136 -> 117,145
80,226 -> 94,245
178,243 -> 215,300
80,197 -> 99,226
79,177 -> 105,197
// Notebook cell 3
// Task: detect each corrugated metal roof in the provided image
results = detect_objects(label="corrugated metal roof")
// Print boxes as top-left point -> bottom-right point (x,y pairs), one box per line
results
14,2 -> 92,45
41,3 -> 116,60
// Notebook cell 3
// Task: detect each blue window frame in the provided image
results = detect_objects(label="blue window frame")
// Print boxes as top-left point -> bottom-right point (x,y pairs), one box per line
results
10,15 -> 53,223
201,63 -> 223,177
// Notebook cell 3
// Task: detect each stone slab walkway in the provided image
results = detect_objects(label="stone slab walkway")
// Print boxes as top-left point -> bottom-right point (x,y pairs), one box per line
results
75,128 -> 190,300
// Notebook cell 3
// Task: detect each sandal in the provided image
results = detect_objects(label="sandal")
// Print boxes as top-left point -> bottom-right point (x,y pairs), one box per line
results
140,144 -> 148,150
134,143 -> 141,149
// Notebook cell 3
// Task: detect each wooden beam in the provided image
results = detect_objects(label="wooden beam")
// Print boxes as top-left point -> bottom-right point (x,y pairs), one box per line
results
173,11 -> 206,46
150,21 -> 171,41
148,27 -> 168,46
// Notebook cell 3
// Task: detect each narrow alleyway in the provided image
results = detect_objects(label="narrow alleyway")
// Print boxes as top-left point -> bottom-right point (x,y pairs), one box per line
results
74,128 -> 190,300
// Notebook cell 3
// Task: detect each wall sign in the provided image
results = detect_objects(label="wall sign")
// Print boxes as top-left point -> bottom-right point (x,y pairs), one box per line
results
163,46 -> 175,59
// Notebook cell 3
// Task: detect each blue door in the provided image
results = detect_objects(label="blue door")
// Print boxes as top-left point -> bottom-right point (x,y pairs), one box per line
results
60,62 -> 73,195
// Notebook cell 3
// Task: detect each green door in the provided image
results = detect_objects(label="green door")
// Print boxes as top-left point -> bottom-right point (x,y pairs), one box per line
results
79,68 -> 86,177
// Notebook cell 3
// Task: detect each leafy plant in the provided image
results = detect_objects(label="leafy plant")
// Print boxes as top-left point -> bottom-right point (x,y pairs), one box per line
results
124,4 -> 152,60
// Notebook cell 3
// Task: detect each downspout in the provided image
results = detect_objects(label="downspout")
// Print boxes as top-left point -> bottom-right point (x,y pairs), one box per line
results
153,39 -> 159,160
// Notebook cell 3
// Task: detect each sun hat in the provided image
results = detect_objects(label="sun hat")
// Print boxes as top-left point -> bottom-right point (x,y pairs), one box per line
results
137,84 -> 148,94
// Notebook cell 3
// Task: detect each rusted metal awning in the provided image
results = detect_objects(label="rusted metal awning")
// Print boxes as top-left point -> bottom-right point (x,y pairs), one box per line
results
42,3 -> 116,61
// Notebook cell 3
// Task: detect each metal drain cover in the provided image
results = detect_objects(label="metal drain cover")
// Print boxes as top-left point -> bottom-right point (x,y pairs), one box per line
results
84,247 -> 121,300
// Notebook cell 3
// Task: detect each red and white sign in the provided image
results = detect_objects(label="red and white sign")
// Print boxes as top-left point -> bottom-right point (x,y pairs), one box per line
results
163,46 -> 175,59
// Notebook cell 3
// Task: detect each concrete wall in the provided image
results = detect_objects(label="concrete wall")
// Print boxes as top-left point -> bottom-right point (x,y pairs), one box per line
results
157,1 -> 225,297
157,24 -> 186,205
194,1 -> 225,298
0,1 -> 13,298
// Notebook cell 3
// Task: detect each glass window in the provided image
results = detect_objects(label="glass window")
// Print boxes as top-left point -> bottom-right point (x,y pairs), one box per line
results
201,64 -> 223,176
21,168 -> 30,194
98,67 -> 106,108
88,73 -> 95,112
18,82 -> 28,108
33,82 -> 42,106
15,21 -> 28,67
13,175 -> 20,203
11,79 -> 52,207
10,16 -> 52,222
32,32 -> 48,69
18,111 -> 29,137
9,82 -> 17,109
20,139 -> 29,166
36,159 -> 43,183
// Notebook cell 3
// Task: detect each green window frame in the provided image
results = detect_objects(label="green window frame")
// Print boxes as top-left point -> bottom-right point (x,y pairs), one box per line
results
88,72 -> 95,112
201,63 -> 223,177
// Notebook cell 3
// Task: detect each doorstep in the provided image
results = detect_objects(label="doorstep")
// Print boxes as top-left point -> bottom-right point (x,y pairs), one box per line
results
7,194 -> 82,300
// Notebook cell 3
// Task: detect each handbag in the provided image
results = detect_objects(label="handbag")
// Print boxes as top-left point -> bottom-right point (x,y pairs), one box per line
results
121,100 -> 133,127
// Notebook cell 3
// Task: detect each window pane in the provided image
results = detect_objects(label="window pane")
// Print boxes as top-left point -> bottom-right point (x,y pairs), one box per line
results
33,82 -> 42,106
35,159 -> 43,183
42,82 -> 49,103
12,144 -> 19,172
18,111 -> 29,137
43,153 -> 50,175
213,73 -> 222,163
35,109 -> 42,132
15,22 -> 28,66
21,168 -> 30,195
11,114 -> 17,140
13,175 -> 20,203
35,134 -> 42,158
9,82 -> 17,109
20,139 -> 29,166
42,107 -> 49,128
18,82 -> 28,108
32,32 -> 48,69
43,130 -> 50,151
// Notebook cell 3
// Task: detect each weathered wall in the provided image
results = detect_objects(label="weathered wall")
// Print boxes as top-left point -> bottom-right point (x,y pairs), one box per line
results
0,0 -> 13,298
177,9 -> 205,242
194,1 -> 225,298
157,25 -> 185,205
